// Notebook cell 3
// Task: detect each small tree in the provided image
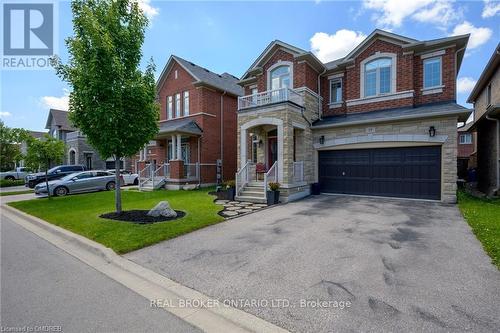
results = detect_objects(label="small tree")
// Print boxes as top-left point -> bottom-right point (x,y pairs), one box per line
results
24,135 -> 65,198
52,0 -> 159,213
0,120 -> 28,171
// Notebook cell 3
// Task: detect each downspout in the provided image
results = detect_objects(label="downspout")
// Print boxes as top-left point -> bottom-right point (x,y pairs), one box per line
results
198,136 -> 201,187
485,114 -> 500,194
220,91 -> 227,181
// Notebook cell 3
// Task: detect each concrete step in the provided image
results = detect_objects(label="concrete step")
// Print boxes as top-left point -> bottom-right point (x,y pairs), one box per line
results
244,185 -> 266,191
248,182 -> 264,186
235,195 -> 267,204
241,189 -> 265,196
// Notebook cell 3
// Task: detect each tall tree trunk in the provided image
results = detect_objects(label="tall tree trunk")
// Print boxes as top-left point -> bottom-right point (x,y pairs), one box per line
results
45,158 -> 51,199
115,157 -> 122,213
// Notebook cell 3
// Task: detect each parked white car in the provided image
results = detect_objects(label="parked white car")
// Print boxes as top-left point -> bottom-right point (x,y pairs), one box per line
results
0,167 -> 30,180
108,170 -> 138,185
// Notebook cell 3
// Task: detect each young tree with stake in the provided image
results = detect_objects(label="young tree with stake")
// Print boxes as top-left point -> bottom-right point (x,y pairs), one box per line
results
52,0 -> 159,213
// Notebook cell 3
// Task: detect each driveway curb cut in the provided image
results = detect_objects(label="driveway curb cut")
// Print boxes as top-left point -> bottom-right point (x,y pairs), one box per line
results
2,205 -> 289,333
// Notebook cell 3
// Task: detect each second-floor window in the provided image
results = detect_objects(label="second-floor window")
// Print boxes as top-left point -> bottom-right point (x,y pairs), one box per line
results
270,65 -> 291,90
183,91 -> 189,116
423,57 -> 442,89
364,58 -> 392,97
329,79 -> 342,103
175,93 -> 181,118
459,133 -> 472,144
167,96 -> 173,119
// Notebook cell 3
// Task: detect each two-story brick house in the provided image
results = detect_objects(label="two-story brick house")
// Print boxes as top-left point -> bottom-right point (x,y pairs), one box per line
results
236,29 -> 471,203
467,43 -> 499,196
134,55 -> 243,190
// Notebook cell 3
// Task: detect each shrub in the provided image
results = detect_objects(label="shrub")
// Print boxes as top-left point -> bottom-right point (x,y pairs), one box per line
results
0,179 -> 24,187
223,180 -> 235,189
268,182 -> 280,191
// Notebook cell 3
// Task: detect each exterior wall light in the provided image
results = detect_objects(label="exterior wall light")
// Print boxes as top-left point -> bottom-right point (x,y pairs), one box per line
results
428,126 -> 436,137
319,135 -> 325,144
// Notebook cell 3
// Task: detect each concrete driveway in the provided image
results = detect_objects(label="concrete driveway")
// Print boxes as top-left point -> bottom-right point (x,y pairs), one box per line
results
127,195 -> 500,332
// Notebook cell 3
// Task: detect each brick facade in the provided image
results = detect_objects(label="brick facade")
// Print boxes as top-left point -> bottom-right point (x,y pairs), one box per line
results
133,57 -> 239,186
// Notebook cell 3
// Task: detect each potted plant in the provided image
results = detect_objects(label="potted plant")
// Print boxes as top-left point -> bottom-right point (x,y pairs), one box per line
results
267,182 -> 280,205
223,180 -> 236,201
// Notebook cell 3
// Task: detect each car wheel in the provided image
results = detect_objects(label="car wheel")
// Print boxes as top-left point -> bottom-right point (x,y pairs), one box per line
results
133,178 -> 138,185
106,181 -> 116,191
28,180 -> 36,188
54,186 -> 68,197
5,176 -> 15,181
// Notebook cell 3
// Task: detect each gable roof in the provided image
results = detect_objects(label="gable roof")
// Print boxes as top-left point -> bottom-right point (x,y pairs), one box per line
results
44,109 -> 76,131
239,40 -> 325,82
467,43 -> 500,103
158,118 -> 202,136
156,55 -> 243,96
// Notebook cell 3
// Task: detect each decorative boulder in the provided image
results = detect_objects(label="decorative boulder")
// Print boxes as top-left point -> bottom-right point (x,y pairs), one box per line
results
147,201 -> 177,218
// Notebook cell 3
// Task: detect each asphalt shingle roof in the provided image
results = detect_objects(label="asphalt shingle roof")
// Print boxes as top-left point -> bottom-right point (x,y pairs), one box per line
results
45,109 -> 76,131
158,118 -> 203,135
173,56 -> 244,96
313,102 -> 472,128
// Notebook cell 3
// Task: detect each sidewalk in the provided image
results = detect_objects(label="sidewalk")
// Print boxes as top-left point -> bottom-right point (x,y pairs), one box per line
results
0,204 -> 288,333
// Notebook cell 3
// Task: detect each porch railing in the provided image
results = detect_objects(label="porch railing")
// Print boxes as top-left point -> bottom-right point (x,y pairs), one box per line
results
293,161 -> 304,183
264,161 -> 278,192
184,163 -> 200,180
238,88 -> 304,110
236,160 -> 251,196
138,163 -> 153,189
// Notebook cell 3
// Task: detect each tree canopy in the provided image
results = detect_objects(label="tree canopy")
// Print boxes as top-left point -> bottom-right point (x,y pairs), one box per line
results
0,120 -> 28,171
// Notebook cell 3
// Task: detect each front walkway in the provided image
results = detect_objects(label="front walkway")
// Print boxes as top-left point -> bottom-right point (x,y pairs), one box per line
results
126,195 -> 500,332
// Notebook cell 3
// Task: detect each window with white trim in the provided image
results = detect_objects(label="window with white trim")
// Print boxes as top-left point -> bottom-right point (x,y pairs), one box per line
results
183,91 -> 189,116
459,133 -> 472,144
175,93 -> 181,118
329,78 -> 342,103
364,57 -> 392,97
423,57 -> 442,89
270,65 -> 291,90
167,96 -> 173,119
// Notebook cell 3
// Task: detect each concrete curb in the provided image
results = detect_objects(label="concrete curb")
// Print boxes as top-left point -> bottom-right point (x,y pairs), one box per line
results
2,205 -> 289,333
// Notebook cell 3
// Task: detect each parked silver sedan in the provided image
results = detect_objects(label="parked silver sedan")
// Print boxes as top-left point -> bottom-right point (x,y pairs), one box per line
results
34,170 -> 121,196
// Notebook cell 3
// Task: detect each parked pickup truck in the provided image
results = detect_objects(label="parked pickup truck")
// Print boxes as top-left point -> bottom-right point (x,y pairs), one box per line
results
0,167 -> 30,181
25,165 -> 86,188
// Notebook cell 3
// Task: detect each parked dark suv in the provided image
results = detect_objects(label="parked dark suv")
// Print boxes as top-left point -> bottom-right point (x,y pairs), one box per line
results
25,165 -> 87,188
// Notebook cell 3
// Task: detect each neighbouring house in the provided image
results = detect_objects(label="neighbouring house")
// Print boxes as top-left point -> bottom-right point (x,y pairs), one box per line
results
134,55 -> 242,190
44,109 -> 129,170
19,130 -> 46,168
236,29 -> 471,203
467,43 -> 500,196
457,122 -> 474,180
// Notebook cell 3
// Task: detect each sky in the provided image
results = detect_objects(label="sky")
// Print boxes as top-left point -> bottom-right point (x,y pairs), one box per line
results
1,0 -> 499,131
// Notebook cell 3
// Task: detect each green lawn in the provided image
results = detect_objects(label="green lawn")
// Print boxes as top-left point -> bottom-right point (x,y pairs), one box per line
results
0,190 -> 33,196
457,191 -> 500,269
9,189 -> 224,254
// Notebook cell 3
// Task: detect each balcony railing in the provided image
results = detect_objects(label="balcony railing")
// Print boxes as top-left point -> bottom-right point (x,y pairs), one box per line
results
238,88 -> 304,110
66,131 -> 85,141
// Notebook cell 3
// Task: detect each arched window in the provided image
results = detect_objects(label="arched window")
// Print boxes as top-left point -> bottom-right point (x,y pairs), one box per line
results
69,150 -> 76,165
364,57 -> 392,97
270,65 -> 291,90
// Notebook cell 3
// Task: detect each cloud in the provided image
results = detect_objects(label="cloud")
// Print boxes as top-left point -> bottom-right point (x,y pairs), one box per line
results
310,29 -> 367,62
451,21 -> 492,49
482,0 -> 500,18
135,0 -> 159,20
457,77 -> 477,94
362,0 -> 461,28
0,111 -> 12,117
40,89 -> 70,110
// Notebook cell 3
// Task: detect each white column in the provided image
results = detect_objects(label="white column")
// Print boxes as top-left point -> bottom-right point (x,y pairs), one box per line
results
176,134 -> 182,161
171,135 -> 176,160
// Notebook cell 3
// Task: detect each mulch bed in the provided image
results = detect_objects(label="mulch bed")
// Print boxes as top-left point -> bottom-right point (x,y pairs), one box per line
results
100,210 -> 185,224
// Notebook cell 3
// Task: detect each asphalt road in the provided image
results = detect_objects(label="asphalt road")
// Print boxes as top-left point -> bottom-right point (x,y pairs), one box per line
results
128,195 -> 500,333
0,214 -> 201,333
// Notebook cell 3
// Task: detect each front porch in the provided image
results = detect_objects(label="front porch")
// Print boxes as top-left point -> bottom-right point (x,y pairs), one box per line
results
236,115 -> 311,202
137,119 -> 208,190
